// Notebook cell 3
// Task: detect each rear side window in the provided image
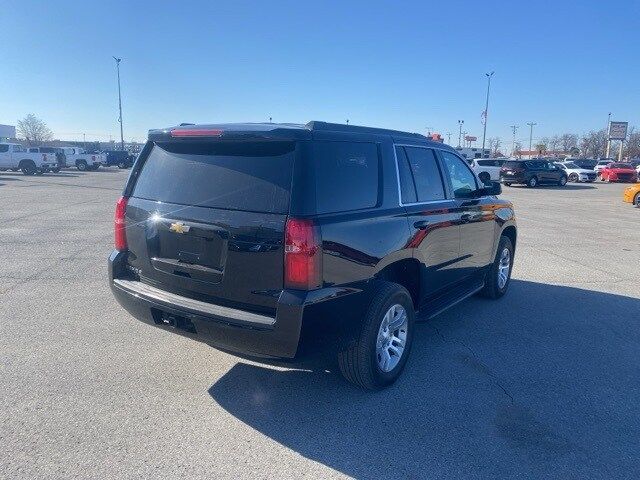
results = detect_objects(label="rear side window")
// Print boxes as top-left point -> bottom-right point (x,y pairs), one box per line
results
403,147 -> 446,202
395,146 -> 417,204
132,141 -> 295,214
311,141 -> 379,214
503,161 -> 521,169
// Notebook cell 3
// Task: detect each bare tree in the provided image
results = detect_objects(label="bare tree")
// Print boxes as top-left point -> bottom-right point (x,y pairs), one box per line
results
513,141 -> 523,158
487,137 -> 502,156
548,135 -> 561,152
16,114 -> 53,145
623,127 -> 639,159
580,129 -> 607,158
559,133 -> 578,152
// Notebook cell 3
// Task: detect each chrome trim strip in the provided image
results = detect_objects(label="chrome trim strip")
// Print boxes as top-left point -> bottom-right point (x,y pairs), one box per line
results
113,279 -> 276,326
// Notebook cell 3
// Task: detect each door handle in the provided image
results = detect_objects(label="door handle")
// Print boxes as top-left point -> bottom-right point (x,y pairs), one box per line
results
413,220 -> 430,230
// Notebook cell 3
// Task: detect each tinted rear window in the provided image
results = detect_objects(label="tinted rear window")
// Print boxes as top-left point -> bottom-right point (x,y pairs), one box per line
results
503,161 -> 523,169
132,141 -> 295,214
311,141 -> 379,214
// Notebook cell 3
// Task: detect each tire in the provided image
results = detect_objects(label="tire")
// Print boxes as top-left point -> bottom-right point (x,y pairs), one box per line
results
569,173 -> 578,182
634,192 -> 640,207
558,175 -> 567,186
526,176 -> 538,188
76,160 -> 87,171
338,282 -> 415,390
504,182 -> 512,187
19,160 -> 37,175
118,161 -> 126,169
480,236 -> 514,299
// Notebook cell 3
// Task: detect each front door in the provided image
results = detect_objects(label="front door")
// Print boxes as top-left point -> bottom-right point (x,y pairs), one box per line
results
438,150 -> 496,280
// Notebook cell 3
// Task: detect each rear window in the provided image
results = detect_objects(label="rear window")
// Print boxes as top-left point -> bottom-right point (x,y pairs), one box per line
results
310,141 -> 379,214
610,163 -> 632,168
132,141 -> 295,214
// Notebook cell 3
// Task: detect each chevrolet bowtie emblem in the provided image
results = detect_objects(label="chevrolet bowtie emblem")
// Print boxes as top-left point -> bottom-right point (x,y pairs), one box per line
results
169,222 -> 190,234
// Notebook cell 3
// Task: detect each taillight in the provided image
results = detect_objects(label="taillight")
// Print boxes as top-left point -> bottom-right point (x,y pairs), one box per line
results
114,196 -> 128,251
171,128 -> 223,137
284,218 -> 322,290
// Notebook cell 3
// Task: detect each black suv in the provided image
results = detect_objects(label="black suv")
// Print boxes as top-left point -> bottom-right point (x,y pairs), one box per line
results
500,159 -> 568,187
109,122 -> 517,390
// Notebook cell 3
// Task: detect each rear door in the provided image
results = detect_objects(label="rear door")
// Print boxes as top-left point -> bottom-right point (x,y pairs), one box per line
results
124,140 -> 296,313
396,145 -> 462,299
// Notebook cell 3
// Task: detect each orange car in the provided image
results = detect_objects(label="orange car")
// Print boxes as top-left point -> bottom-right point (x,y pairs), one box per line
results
623,183 -> 640,207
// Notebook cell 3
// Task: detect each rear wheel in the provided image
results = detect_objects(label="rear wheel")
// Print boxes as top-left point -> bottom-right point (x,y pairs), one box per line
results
526,176 -> 538,188
569,173 -> 578,182
558,175 -> 567,186
634,192 -> 640,207
480,236 -> 514,299
338,282 -> 415,390
76,160 -> 87,171
19,160 -> 37,175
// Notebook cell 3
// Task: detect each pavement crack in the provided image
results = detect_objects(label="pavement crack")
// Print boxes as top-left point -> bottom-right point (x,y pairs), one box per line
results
431,324 -> 515,404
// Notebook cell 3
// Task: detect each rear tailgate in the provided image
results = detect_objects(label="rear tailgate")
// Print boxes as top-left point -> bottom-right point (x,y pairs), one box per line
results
123,140 -> 296,313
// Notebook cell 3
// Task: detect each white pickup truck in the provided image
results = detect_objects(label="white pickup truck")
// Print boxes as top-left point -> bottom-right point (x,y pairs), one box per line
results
0,143 -> 58,175
60,147 -> 105,171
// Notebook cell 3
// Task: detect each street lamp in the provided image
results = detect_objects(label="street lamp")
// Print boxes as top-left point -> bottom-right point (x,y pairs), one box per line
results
457,120 -> 464,147
605,112 -> 612,158
527,122 -> 537,158
481,71 -> 494,157
113,57 -> 124,151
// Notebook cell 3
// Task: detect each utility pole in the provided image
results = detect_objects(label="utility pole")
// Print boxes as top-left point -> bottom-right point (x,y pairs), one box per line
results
481,71 -> 495,157
526,122 -> 537,158
113,57 -> 124,151
605,112 -> 612,158
510,125 -> 519,156
457,120 -> 464,147
446,132 -> 452,144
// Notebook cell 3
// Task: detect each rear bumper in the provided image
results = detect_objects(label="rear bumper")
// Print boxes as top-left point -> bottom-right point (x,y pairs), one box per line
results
500,174 -> 526,184
108,251 -> 365,359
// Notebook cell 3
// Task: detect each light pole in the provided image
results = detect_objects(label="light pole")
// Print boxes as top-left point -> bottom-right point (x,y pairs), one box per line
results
510,125 -> 519,156
527,122 -> 537,158
605,112 -> 612,158
113,57 -> 124,151
481,71 -> 494,157
457,120 -> 464,147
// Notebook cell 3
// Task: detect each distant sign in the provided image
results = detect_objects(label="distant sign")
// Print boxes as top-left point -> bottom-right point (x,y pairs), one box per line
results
464,135 -> 477,142
608,121 -> 628,140
0,124 -> 16,139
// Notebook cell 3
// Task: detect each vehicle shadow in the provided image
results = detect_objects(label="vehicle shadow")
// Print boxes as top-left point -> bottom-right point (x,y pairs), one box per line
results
506,184 -> 596,190
208,280 -> 640,478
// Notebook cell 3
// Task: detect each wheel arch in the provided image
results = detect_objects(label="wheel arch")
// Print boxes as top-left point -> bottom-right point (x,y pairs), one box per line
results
375,258 -> 421,309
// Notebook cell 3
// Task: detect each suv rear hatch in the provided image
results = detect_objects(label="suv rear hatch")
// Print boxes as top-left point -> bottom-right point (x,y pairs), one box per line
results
123,139 -> 297,314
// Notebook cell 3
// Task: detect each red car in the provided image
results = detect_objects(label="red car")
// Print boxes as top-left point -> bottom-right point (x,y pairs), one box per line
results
600,163 -> 638,183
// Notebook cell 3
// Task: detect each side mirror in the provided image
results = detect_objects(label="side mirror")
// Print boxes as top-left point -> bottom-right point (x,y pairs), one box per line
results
480,180 -> 501,196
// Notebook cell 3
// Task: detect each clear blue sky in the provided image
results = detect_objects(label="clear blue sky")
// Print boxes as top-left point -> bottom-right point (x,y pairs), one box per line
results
0,0 -> 638,147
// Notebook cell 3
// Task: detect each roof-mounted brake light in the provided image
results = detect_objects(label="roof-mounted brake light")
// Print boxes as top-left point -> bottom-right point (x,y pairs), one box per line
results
170,128 -> 223,138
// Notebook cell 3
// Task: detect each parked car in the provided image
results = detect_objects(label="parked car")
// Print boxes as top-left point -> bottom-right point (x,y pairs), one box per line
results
60,147 -> 105,171
27,146 -> 64,171
599,162 -> 637,183
108,121 -> 517,390
554,161 -> 597,182
103,150 -> 135,169
594,160 -> 613,175
0,143 -> 58,175
567,158 -> 598,170
470,158 -> 507,183
500,159 -> 568,187
622,183 -> 640,207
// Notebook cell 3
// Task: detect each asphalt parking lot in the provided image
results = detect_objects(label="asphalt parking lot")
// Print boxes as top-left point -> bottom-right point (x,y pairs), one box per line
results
1,169 -> 638,479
